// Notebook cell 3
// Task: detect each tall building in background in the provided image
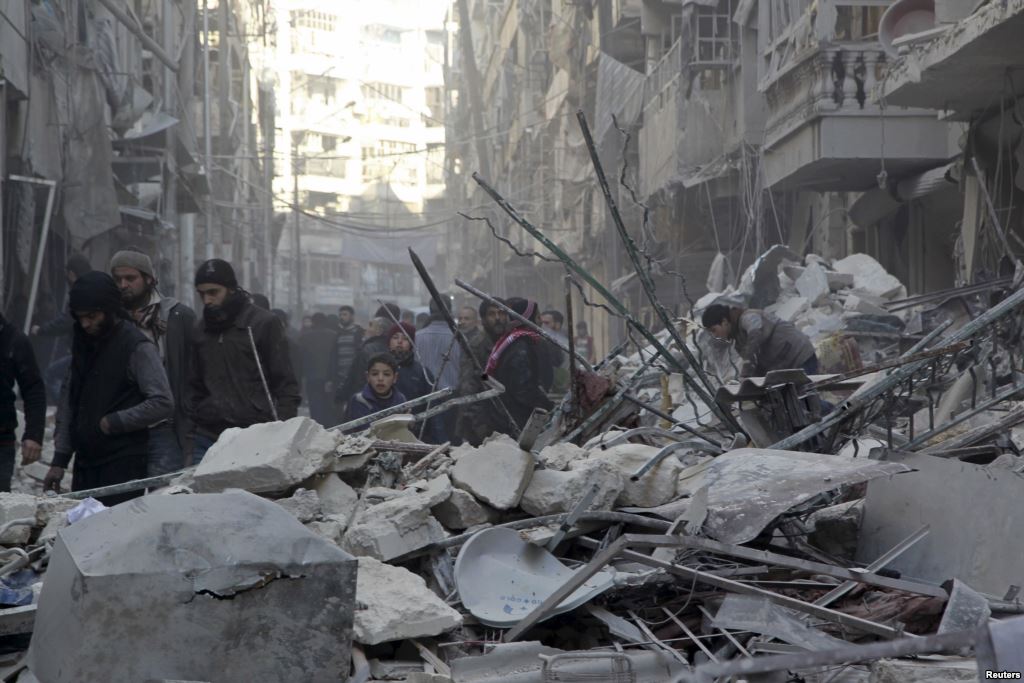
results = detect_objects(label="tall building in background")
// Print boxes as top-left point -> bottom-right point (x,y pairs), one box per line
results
266,0 -> 449,316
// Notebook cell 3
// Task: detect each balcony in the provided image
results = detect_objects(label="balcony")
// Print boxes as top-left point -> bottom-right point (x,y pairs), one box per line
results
761,43 -> 952,190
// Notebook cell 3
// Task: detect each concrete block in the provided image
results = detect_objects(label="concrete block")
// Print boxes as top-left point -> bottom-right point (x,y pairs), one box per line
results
808,499 -> 863,560
310,474 -> 359,528
193,417 -> 337,494
341,477 -> 452,561
795,262 -> 830,306
536,442 -> 588,471
432,489 -> 500,530
27,491 -> 357,683
0,493 -> 41,545
35,497 -> 79,544
354,556 -> 462,645
305,518 -> 345,545
583,445 -> 682,508
844,294 -> 890,317
768,296 -> 810,322
520,460 -> 624,516
451,436 -> 534,510
274,488 -> 322,523
833,254 -> 905,300
869,657 -> 978,682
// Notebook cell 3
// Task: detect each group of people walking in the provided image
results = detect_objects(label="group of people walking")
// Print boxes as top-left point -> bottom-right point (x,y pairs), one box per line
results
0,248 -> 601,507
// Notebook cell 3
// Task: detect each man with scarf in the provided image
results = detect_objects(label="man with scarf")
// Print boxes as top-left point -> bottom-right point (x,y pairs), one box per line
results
110,249 -> 196,474
485,297 -> 555,435
188,259 -> 300,462
43,272 -> 174,506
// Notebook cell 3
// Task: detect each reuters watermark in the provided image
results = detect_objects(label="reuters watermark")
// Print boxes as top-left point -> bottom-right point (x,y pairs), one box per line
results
986,672 -> 1023,679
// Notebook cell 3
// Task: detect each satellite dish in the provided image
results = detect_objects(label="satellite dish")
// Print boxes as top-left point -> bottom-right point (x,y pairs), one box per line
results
454,527 -> 616,628
879,0 -> 937,56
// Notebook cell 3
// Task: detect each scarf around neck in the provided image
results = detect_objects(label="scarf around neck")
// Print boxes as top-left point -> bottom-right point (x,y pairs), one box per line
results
485,327 -> 541,376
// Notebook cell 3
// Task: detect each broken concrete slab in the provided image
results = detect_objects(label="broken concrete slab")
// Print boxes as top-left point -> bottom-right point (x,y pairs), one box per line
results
869,657 -> 979,682
833,253 -> 905,300
305,518 -> 345,545
583,444 -> 682,508
28,491 -> 357,683
844,294 -> 891,317
768,295 -> 810,322
274,488 -> 322,523
535,442 -> 588,471
353,556 -> 461,645
192,417 -> 338,494
432,488 -> 500,530
0,494 -> 40,545
520,459 -> 623,516
309,474 -> 359,528
795,262 -> 831,306
451,435 -> 534,510
341,477 -> 451,561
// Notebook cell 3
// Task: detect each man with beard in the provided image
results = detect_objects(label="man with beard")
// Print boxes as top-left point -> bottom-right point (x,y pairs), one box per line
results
485,297 -> 555,435
333,305 -> 363,408
188,259 -> 300,462
455,300 -> 506,445
43,273 -> 174,505
110,249 -> 196,474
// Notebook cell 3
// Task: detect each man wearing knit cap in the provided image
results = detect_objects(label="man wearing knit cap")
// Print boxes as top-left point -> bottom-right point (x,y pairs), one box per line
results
43,272 -> 174,505
188,259 -> 300,461
110,248 -> 197,474
484,297 -> 555,435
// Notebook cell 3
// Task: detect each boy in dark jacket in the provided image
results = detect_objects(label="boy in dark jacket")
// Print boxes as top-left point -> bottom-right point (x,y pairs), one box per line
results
344,353 -> 407,428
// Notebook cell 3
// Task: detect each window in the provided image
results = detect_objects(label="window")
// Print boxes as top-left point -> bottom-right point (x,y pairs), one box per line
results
426,144 -> 445,184
834,4 -> 886,41
322,134 -> 337,152
425,86 -> 445,124
291,10 -> 335,32
361,82 -> 404,103
692,0 -> 736,67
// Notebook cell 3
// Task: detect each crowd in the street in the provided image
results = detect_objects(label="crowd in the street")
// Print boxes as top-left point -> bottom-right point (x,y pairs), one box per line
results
0,249 -> 599,508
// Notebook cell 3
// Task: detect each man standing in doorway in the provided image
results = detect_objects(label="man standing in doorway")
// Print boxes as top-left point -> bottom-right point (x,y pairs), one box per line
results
188,259 -> 301,462
110,249 -> 196,474
334,305 -> 363,408
44,273 -> 174,505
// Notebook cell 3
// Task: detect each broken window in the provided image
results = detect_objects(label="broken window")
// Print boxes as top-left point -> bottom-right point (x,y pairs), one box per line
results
833,3 -> 887,41
692,0 -> 737,68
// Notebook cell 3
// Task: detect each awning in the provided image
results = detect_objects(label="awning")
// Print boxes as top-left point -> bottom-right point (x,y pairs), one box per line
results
848,161 -> 959,228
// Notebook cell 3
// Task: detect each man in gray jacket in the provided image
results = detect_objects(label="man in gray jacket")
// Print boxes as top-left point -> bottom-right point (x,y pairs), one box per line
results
43,273 -> 174,506
702,303 -> 818,377
111,249 -> 196,474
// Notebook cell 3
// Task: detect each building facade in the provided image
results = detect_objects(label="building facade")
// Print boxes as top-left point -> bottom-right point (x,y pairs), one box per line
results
265,0 -> 448,315
444,0 -> 980,356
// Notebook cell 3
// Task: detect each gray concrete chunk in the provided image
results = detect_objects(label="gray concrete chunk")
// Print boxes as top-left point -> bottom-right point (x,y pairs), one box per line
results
192,417 -> 338,494
354,556 -> 462,645
432,488 -> 500,530
520,460 -> 624,516
451,436 -> 534,510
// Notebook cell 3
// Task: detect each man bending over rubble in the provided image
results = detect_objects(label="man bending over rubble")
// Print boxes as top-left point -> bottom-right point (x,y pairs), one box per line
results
44,273 -> 174,505
702,303 -> 819,377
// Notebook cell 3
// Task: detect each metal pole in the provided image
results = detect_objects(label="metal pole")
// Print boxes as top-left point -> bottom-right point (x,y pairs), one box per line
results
14,177 -> 57,334
201,0 -> 214,260
292,138 -> 303,315
95,0 -> 179,72
471,172 -> 741,433
576,110 -> 718,402
565,274 -> 578,417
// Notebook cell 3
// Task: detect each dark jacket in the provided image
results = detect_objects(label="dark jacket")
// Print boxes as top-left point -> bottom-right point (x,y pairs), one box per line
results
335,323 -> 364,394
299,326 -> 338,382
344,384 -> 407,429
491,336 -> 555,434
455,327 -> 494,446
53,320 -> 174,468
157,297 -> 196,453
0,315 -> 46,444
395,355 -> 445,443
188,302 -> 301,439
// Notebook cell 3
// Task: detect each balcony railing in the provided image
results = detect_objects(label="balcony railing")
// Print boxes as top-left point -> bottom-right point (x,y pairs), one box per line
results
644,37 -> 682,109
763,45 -> 886,146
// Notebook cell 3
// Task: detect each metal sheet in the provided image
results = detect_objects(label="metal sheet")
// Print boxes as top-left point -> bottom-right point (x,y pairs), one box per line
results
859,451 -> 1024,595
629,448 -> 911,544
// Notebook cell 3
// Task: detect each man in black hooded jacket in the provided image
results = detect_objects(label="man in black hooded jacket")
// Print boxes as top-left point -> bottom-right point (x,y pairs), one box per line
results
43,273 -> 174,506
188,259 -> 300,462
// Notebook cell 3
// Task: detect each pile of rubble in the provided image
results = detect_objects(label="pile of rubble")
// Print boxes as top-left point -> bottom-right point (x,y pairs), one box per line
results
0,248 -> 1022,681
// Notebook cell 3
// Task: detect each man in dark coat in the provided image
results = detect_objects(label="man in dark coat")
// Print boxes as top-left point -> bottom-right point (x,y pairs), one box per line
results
333,305 -> 364,407
485,297 -> 554,435
0,313 -> 46,491
111,249 -> 196,474
300,313 -> 338,427
386,322 -> 443,443
455,300 -> 504,446
188,259 -> 301,462
44,273 -> 174,506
